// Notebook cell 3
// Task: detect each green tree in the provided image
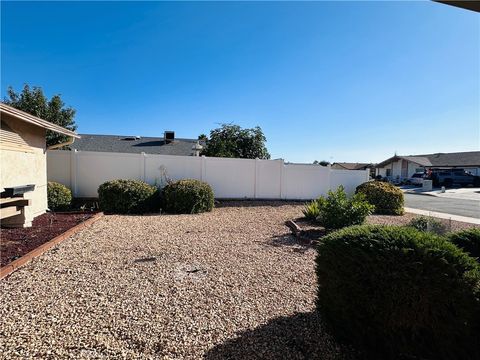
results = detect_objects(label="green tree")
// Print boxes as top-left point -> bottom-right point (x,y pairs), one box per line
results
4,85 -> 77,147
201,124 -> 270,159
313,160 -> 330,166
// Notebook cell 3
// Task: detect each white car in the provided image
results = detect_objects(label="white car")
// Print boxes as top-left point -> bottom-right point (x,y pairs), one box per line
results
408,173 -> 425,185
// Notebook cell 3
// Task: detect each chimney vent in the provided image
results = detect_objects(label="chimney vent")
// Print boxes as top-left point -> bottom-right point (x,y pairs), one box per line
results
164,131 -> 175,143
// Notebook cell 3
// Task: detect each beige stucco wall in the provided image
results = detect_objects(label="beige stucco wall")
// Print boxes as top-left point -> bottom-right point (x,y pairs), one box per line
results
1,113 -> 47,227
376,160 -> 425,180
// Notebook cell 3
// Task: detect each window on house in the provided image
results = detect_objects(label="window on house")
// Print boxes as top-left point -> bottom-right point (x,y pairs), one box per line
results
386,169 -> 392,176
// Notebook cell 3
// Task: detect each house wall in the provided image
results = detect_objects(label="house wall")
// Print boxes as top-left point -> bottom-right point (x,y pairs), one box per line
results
47,150 -> 370,200
376,160 -> 423,181
1,114 -> 48,227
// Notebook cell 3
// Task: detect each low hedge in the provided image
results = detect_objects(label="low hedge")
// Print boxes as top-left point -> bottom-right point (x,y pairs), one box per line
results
162,179 -> 214,214
47,182 -> 72,210
448,228 -> 480,262
316,225 -> 480,359
356,181 -> 404,215
98,179 -> 159,214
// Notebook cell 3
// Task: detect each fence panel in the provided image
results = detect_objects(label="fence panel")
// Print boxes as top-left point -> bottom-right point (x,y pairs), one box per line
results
144,154 -> 202,185
75,151 -> 141,197
204,157 -> 255,198
283,164 -> 331,199
330,169 -> 369,195
256,159 -> 282,199
46,150 -> 72,189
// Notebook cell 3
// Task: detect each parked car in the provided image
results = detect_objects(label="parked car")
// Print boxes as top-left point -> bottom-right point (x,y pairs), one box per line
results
430,169 -> 480,187
407,172 -> 425,185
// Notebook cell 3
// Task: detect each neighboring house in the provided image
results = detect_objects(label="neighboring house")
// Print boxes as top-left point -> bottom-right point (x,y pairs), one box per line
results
70,132 -> 203,156
375,151 -> 480,182
331,162 -> 375,178
0,103 -> 79,227
331,162 -> 374,170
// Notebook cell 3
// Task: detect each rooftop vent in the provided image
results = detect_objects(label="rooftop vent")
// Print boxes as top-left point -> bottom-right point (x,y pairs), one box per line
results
121,136 -> 141,141
164,131 -> 175,143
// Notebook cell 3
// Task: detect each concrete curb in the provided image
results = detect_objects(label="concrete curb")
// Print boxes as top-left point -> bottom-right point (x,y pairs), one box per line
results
403,190 -> 438,197
0,212 -> 104,280
405,207 -> 480,225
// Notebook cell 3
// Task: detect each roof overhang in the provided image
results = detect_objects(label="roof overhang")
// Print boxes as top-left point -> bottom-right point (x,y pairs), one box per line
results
376,155 -> 428,168
434,1 -> 480,12
0,103 -> 80,138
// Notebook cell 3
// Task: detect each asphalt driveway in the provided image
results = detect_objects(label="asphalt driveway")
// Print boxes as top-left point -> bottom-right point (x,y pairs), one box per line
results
404,193 -> 480,219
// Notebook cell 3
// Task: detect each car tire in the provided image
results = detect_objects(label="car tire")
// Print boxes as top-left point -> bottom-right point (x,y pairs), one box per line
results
444,178 -> 453,188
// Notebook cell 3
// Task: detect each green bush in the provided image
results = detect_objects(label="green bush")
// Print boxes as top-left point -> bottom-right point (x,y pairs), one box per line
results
356,181 -> 404,215
47,181 -> 72,210
98,179 -> 159,214
448,228 -> 480,262
302,198 -> 326,221
408,215 -> 447,235
310,186 -> 374,230
162,179 -> 214,214
316,225 -> 480,359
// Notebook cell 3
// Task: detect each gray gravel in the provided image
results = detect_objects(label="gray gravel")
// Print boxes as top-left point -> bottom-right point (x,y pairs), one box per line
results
0,202 -> 345,359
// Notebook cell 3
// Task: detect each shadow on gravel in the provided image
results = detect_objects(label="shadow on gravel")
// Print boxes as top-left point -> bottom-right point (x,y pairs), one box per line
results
268,232 -> 322,252
204,311 -> 352,360
215,200 -> 304,208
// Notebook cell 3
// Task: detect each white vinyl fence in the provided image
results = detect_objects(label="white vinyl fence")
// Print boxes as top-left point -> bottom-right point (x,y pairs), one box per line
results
47,150 -> 370,200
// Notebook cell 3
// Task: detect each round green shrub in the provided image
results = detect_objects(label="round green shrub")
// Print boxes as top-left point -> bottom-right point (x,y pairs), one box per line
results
47,181 -> 72,210
98,179 -> 159,214
316,225 -> 480,359
408,215 -> 446,235
356,181 -> 404,215
448,228 -> 480,262
162,179 -> 214,214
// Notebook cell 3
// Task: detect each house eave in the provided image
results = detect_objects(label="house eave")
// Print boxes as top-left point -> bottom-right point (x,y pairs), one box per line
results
0,103 -> 80,138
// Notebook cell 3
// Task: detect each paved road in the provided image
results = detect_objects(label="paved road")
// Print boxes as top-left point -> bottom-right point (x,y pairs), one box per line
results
404,193 -> 480,219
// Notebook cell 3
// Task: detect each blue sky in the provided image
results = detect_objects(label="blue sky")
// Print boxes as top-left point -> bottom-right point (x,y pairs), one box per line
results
1,1 -> 479,163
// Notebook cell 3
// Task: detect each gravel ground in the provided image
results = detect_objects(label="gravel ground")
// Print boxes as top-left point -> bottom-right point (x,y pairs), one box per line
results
1,202 -> 476,359
0,202 -> 345,359
367,212 -> 479,231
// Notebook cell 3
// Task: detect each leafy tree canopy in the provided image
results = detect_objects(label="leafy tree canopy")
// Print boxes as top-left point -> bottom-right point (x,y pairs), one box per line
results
4,85 -> 77,147
200,124 -> 270,159
313,160 -> 330,166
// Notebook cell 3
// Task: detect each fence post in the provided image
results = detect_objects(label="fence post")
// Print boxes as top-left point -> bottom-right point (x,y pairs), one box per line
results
254,158 -> 259,199
327,163 -> 332,192
140,152 -> 146,182
70,149 -> 78,197
201,156 -> 207,181
279,159 -> 285,199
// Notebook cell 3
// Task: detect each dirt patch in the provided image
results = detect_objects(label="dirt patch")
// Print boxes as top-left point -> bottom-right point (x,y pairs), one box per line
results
1,212 -> 93,267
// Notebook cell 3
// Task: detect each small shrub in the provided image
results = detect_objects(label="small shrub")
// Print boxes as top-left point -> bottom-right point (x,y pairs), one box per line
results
313,186 -> 374,230
302,197 -> 326,221
302,200 -> 320,220
98,179 -> 159,214
316,225 -> 480,359
47,181 -> 72,210
408,215 -> 447,235
356,181 -> 404,215
448,228 -> 480,262
162,179 -> 214,214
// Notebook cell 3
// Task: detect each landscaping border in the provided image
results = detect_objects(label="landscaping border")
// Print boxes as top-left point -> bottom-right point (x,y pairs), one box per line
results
0,212 -> 104,280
